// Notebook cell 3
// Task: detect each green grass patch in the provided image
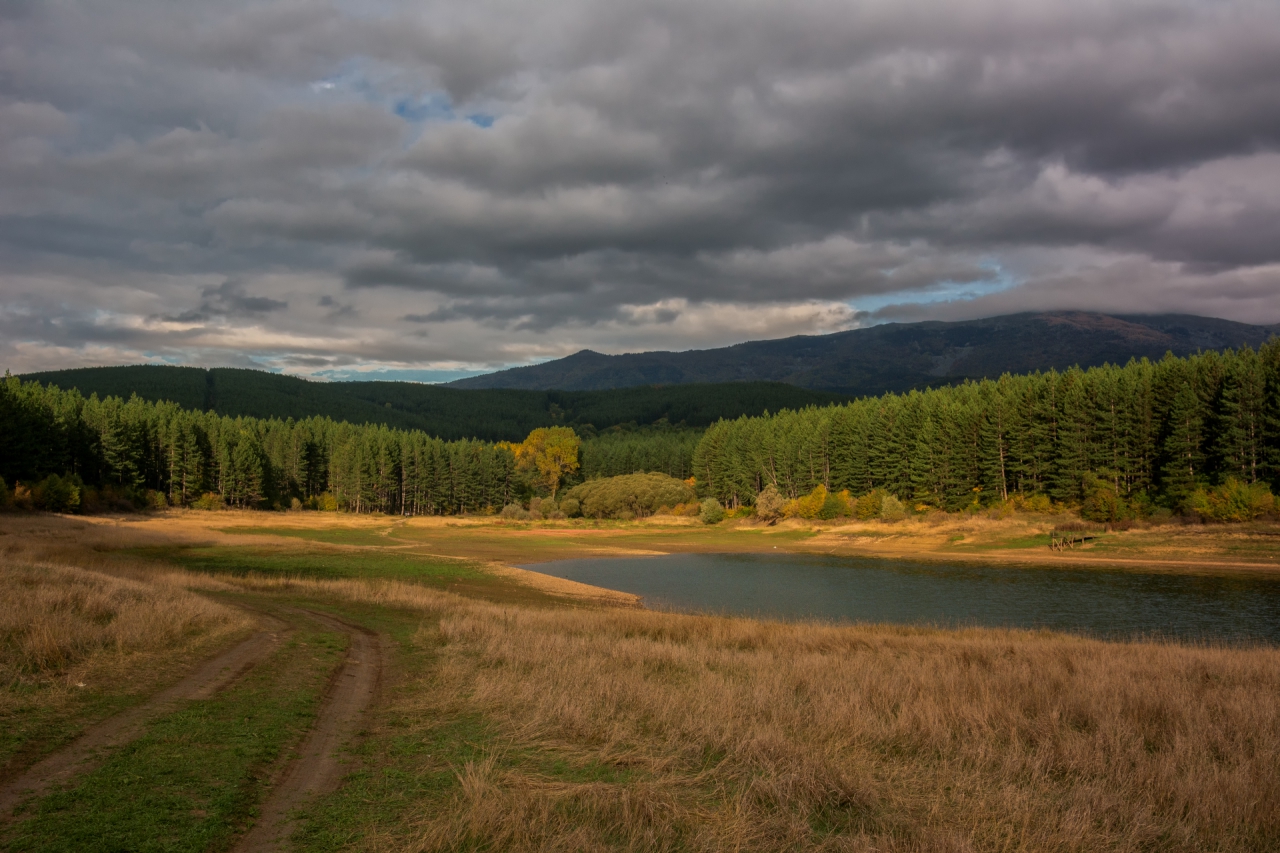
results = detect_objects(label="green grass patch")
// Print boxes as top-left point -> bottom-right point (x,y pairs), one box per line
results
0,688 -> 141,776
130,544 -> 485,584
4,623 -> 344,853
218,525 -> 400,547
953,533 -> 1054,551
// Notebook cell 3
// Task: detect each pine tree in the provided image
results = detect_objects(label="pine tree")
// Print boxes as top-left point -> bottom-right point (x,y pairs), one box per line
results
1216,347 -> 1266,483
1161,381 -> 1206,505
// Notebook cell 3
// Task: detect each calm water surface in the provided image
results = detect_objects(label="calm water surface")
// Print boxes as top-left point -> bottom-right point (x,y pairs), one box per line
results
521,553 -> 1280,643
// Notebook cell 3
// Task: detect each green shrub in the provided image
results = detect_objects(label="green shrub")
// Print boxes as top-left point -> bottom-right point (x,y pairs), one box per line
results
146,489 -> 169,511
560,497 -> 581,518
501,502 -> 531,520
879,494 -> 906,522
1188,479 -> 1276,522
699,498 -> 725,525
820,489 -> 853,520
31,474 -> 81,514
564,473 -> 696,520
1081,475 -> 1127,523
0,475 -> 9,508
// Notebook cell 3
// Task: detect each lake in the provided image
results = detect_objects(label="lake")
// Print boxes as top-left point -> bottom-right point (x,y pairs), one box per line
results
520,552 -> 1280,643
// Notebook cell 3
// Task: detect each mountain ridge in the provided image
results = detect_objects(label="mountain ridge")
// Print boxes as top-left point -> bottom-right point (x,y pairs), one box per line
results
447,311 -> 1280,394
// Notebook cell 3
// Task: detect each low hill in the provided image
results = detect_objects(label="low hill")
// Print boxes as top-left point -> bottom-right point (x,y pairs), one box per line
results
447,312 -> 1280,394
16,365 -> 848,442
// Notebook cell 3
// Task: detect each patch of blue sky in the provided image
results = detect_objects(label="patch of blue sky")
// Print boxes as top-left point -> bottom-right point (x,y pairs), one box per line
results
306,59 -> 497,137
313,367 -> 497,384
852,259 -> 1018,315
394,92 -> 456,122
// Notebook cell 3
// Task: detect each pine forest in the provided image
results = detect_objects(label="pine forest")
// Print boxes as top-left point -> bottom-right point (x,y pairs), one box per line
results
3,341 -> 1278,519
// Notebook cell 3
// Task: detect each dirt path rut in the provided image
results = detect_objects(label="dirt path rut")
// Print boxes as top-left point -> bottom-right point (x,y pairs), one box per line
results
232,609 -> 382,853
0,613 -> 290,817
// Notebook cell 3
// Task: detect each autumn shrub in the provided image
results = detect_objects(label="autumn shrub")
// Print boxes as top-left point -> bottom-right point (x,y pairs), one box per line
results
564,473 -> 696,519
754,484 -> 785,522
855,488 -> 885,520
0,475 -> 10,509
191,492 -> 224,511
782,484 -> 827,519
1188,478 -> 1277,522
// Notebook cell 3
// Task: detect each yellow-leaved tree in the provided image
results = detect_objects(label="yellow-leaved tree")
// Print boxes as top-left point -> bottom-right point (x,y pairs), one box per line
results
512,427 -> 580,499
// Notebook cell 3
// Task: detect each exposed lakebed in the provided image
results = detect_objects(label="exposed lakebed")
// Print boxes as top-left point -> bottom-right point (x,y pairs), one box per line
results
520,552 -> 1280,643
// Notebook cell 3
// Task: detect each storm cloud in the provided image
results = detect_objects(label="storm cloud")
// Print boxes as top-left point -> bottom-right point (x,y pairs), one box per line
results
2,0 -> 1279,377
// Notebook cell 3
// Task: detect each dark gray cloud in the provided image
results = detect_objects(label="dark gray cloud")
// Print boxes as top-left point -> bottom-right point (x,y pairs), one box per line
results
2,0 -> 1279,376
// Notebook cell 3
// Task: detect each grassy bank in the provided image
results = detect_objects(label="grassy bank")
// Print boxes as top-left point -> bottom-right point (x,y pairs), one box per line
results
2,513 -> 1278,851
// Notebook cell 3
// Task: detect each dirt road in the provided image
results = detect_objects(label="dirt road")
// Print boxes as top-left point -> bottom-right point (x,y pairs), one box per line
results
0,612 -> 290,818
2,601 -> 384,853
232,609 -> 382,852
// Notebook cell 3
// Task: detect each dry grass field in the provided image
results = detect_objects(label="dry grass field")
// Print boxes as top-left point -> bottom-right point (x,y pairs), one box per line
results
2,511 -> 1278,852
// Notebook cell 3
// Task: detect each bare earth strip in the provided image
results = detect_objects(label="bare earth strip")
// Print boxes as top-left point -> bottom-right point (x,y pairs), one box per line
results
487,562 -> 642,606
232,609 -> 382,853
0,612 -> 290,818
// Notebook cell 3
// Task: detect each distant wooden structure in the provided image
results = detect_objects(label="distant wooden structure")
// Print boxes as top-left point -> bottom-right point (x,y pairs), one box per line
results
1049,529 -> 1097,551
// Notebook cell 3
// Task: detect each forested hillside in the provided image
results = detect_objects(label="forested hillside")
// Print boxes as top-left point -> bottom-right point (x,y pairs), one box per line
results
4,342 -> 1277,518
20,365 -> 846,440
692,344 -> 1280,520
450,312 -> 1280,394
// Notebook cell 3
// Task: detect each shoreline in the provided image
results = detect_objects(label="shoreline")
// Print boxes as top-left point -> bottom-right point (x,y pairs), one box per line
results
485,562 -> 643,607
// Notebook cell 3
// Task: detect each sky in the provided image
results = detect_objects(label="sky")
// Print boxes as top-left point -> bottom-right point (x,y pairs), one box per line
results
2,0 -> 1280,382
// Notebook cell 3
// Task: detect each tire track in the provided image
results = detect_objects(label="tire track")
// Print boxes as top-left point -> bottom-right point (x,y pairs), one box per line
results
0,612 -> 290,818
232,609 -> 382,853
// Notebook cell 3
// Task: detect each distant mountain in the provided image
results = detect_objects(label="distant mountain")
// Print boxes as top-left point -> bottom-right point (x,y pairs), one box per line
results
447,312 -> 1280,394
16,365 -> 848,442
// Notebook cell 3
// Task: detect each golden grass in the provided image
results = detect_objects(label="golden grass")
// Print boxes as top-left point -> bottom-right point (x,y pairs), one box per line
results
406,605 -> 1279,852
0,560 -> 243,677
1,519 -> 247,679
168,570 -> 1280,852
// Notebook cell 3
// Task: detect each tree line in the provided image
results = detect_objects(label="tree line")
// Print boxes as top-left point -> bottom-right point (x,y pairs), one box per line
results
0,376 -> 519,513
691,344 -> 1280,518
4,341 -> 1278,518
